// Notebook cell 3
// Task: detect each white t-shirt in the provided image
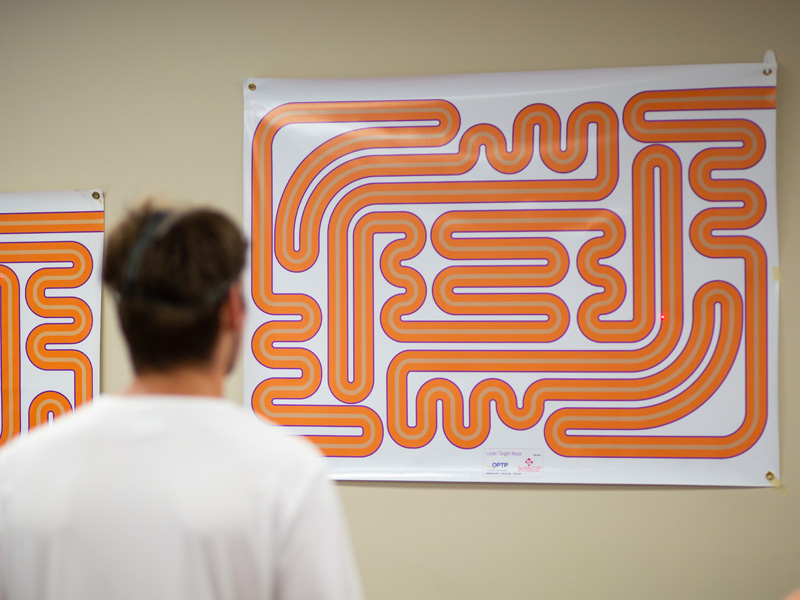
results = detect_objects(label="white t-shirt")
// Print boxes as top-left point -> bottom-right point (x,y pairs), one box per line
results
0,395 -> 363,600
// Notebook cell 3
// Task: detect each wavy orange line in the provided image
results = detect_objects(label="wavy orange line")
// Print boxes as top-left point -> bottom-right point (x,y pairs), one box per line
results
0,266 -> 21,445
545,86 -> 774,457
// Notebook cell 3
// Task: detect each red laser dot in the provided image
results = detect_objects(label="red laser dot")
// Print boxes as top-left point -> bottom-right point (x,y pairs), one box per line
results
660,314 -> 666,320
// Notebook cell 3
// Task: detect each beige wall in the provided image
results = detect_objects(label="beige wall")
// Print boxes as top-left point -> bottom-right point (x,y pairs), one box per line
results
2,0 -> 799,598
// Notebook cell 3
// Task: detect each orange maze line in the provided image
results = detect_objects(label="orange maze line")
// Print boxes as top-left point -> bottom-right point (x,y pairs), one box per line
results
251,101 -> 462,456
387,89 -> 773,456
0,266 -> 21,445
329,204 -> 636,404
276,101 -> 619,272
0,242 -> 95,446
0,211 -> 104,234
392,282 -> 741,450
384,144 -> 695,450
256,99 -> 717,458
429,210 -> 572,332
1,210 -> 101,445
431,202 -> 659,343
387,280 -> 739,451
373,144 -> 683,347
557,85 -> 780,458
328,211 -> 570,405
543,282 -> 742,456
28,391 -> 73,430
251,100 -> 618,456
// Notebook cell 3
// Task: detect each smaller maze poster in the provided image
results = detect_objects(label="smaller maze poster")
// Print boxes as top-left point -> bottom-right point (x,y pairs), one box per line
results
0,191 -> 104,446
243,61 -> 779,485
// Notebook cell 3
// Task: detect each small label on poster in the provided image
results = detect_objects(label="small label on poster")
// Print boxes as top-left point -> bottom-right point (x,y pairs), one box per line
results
484,449 -> 543,478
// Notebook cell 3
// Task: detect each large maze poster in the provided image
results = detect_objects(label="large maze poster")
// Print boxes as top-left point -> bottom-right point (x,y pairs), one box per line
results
243,60 -> 779,485
0,190 -> 104,447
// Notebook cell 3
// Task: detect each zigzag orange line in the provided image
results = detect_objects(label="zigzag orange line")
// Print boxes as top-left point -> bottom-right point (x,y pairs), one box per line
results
0,241 -> 95,446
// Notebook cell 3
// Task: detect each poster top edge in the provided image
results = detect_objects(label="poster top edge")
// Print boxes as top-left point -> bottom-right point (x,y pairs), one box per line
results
244,60 -> 775,87
0,189 -> 105,213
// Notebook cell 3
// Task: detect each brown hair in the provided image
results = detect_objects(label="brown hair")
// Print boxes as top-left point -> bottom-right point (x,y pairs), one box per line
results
103,201 -> 247,373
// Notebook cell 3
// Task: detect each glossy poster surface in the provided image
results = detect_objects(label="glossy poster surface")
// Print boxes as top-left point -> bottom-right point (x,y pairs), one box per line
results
0,190 -> 104,446
243,61 -> 778,485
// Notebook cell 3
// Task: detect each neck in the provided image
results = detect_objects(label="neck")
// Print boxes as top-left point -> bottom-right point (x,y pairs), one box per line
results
123,364 -> 225,399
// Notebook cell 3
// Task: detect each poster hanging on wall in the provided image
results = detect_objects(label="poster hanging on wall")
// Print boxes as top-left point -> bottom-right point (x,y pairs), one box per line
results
0,190 -> 104,447
243,58 -> 779,485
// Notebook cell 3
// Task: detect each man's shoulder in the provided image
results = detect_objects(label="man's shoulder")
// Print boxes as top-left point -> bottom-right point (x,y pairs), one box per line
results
169,397 -> 331,490
220,405 -> 325,467
0,403 -> 100,471
127,393 -> 329,471
0,395 -> 321,464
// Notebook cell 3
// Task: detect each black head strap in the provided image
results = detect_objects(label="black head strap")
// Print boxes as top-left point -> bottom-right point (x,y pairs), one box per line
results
117,210 -> 237,308
119,211 -> 184,299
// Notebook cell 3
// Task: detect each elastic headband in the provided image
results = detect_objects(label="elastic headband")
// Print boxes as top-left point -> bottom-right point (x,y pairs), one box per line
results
120,211 -> 183,298
118,211 -> 236,308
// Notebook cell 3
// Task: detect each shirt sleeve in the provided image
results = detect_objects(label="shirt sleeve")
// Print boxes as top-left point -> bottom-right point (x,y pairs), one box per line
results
275,464 -> 364,600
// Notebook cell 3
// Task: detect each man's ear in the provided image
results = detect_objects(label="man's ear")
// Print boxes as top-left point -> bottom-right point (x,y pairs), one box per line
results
221,282 -> 245,332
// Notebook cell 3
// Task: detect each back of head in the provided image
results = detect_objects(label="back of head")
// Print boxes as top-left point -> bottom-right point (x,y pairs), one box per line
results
103,201 -> 247,374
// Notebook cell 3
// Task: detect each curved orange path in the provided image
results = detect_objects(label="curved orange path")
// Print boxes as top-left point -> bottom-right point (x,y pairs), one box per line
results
250,88 -> 774,459
0,211 -> 101,445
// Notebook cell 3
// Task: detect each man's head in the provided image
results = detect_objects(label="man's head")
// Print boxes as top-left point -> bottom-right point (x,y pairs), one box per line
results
103,202 -> 247,374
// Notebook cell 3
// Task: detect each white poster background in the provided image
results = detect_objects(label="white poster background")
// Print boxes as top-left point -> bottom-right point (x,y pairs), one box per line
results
243,61 -> 778,485
0,190 -> 104,445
